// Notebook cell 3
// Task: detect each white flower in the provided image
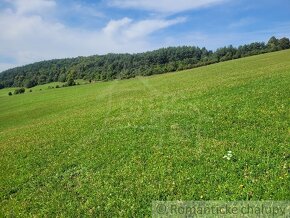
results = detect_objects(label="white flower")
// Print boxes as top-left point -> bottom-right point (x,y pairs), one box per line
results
223,151 -> 233,160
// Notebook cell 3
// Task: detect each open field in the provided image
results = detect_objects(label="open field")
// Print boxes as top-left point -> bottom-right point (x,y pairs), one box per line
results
0,50 -> 290,216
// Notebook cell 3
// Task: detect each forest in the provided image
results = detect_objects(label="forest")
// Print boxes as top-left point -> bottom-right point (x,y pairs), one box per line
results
0,36 -> 289,89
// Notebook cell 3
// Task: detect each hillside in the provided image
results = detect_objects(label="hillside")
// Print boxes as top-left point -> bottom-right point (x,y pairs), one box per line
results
0,36 -> 289,89
0,50 -> 290,216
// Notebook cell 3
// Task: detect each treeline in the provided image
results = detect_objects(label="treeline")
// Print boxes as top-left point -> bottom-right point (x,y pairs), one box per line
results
0,36 -> 289,89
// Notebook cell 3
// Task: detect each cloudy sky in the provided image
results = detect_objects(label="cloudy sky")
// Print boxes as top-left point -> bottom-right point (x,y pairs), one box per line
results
0,0 -> 289,72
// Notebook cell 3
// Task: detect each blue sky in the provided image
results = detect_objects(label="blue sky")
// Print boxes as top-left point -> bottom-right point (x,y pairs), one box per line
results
0,0 -> 289,72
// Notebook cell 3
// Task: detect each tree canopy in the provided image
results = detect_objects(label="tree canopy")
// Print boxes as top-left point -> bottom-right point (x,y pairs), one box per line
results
0,36 -> 289,89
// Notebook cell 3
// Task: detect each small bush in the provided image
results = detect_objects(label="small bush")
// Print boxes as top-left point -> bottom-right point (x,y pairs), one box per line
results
8,92 -> 12,96
55,85 -> 60,88
14,88 -> 25,95
24,80 -> 37,88
29,89 -> 32,92
67,78 -> 76,86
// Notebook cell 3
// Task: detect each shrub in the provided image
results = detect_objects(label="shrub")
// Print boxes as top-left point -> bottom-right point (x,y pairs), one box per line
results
55,85 -> 60,88
29,89 -> 32,92
67,78 -> 76,86
8,92 -> 12,96
24,79 -> 37,88
14,88 -> 25,95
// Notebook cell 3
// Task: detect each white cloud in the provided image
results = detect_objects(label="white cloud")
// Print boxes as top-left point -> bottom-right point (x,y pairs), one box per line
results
0,2 -> 185,72
0,63 -> 16,72
103,17 -> 186,40
124,17 -> 186,39
71,3 -> 105,18
109,0 -> 226,13
6,0 -> 56,14
103,17 -> 133,36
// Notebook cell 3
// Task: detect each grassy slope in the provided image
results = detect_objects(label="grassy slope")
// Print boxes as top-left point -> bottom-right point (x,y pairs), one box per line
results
0,50 -> 289,216
0,79 -> 89,97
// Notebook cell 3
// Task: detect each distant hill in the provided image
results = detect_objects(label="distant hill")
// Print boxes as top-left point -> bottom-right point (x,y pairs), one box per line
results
0,36 -> 289,89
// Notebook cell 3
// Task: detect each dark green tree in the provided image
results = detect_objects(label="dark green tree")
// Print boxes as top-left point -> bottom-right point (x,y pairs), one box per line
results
24,79 -> 37,88
279,37 -> 290,49
267,36 -> 279,51
66,71 -> 76,86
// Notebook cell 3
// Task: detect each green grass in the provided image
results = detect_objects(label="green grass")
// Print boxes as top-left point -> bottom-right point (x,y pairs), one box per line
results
0,79 -> 88,97
0,50 -> 289,216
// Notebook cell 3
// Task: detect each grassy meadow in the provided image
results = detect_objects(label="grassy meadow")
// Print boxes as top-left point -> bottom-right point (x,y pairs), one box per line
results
0,50 -> 289,216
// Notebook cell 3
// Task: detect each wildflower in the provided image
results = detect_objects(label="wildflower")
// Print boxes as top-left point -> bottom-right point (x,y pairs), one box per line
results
223,150 -> 233,160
